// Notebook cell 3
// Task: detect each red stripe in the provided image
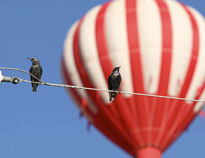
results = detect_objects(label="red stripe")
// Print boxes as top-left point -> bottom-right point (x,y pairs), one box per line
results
167,81 -> 205,149
95,1 -> 140,146
126,0 -> 149,145
165,3 -> 200,133
72,17 -> 135,150
153,0 -> 173,144
94,2 -> 120,119
159,4 -> 200,149
126,0 -> 145,93
156,0 -> 172,96
62,58 -> 135,155
162,81 -> 205,150
194,81 -> 205,102
95,2 -> 113,78
178,4 -> 200,98
62,58 -> 84,108
200,110 -> 205,117
162,109 -> 196,151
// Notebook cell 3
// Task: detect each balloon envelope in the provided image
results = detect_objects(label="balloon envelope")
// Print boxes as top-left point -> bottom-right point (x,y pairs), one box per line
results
62,0 -> 205,157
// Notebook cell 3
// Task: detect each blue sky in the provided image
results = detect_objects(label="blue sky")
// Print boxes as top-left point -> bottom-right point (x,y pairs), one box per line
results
0,0 -> 204,158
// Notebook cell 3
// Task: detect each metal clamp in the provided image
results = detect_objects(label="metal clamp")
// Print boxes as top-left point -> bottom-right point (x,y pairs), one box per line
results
0,70 -> 20,84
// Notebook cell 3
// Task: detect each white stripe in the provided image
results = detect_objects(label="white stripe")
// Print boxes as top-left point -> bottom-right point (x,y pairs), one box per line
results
63,21 -> 98,113
79,5 -> 111,104
138,0 -> 162,94
166,0 -> 193,96
105,0 -> 133,97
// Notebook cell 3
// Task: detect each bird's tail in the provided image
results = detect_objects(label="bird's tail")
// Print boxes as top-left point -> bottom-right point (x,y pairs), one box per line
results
32,83 -> 38,92
32,87 -> 37,92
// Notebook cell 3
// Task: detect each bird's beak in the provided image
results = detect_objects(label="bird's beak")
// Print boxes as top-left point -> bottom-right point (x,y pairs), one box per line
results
118,66 -> 121,69
27,58 -> 32,60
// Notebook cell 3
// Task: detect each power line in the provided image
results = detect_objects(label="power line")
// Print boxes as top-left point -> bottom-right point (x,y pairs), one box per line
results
0,67 -> 205,104
0,67 -> 44,83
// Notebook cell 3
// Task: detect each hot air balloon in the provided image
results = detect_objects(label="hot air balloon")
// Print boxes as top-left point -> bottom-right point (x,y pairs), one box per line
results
62,0 -> 205,157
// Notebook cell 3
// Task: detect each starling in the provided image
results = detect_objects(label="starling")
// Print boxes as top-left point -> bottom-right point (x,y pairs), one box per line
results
28,57 -> 42,92
108,66 -> 121,101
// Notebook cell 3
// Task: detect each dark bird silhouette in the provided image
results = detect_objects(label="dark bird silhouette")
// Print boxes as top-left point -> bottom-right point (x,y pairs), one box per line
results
108,66 -> 121,101
28,57 -> 42,92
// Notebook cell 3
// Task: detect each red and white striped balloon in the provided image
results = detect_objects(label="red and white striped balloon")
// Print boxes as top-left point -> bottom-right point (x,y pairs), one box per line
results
62,0 -> 205,157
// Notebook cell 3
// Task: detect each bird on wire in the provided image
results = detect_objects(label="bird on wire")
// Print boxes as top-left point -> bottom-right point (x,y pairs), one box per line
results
108,66 -> 121,101
28,57 -> 42,92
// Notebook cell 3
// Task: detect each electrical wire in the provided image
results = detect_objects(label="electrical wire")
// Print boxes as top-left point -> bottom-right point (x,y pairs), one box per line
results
0,66 -> 205,103
0,67 -> 45,83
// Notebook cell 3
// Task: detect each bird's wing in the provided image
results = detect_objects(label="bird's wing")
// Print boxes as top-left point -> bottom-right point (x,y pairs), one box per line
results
108,74 -> 113,90
118,75 -> 122,84
29,66 -> 35,81
118,75 -> 122,89
40,65 -> 43,77
29,66 -> 33,74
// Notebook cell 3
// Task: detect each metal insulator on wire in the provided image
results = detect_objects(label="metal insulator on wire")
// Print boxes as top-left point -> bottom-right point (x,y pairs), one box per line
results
0,70 -> 20,84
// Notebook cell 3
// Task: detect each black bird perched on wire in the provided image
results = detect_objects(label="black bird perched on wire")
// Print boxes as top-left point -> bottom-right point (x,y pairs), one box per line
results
108,66 -> 121,101
28,57 -> 42,92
